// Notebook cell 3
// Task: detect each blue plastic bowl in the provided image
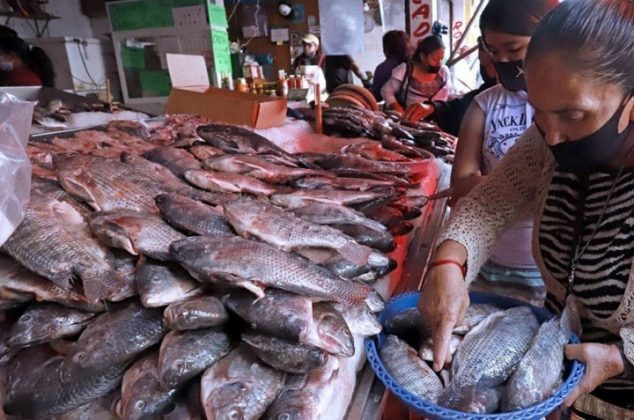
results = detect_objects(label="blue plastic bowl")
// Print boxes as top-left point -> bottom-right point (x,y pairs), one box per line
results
365,291 -> 585,420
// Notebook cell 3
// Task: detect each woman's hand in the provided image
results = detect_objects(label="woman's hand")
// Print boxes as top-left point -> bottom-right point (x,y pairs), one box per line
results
563,343 -> 625,408
417,241 -> 470,372
388,102 -> 405,115
404,103 -> 435,122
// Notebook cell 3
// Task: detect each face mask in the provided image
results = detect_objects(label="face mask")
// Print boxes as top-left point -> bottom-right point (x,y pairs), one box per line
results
493,60 -> 526,92
427,65 -> 441,73
0,60 -> 13,72
546,96 -> 634,173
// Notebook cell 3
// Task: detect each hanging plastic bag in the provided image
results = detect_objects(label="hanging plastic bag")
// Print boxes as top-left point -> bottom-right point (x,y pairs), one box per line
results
0,92 -> 34,246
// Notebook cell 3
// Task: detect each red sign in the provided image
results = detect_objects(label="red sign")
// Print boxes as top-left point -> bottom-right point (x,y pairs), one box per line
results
409,0 -> 434,44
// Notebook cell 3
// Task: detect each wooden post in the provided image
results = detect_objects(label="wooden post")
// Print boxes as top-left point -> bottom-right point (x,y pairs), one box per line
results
315,83 -> 323,134
105,78 -> 112,107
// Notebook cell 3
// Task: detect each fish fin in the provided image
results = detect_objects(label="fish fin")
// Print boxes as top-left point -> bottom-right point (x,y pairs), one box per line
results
561,296 -> 583,338
337,242 -> 372,266
237,280 -> 266,299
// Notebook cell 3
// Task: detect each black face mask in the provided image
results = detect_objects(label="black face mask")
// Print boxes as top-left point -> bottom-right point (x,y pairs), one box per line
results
546,96 -> 634,173
427,65 -> 441,73
493,60 -> 526,92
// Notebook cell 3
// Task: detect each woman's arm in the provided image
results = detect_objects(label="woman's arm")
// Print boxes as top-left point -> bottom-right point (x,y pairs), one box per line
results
449,102 -> 487,206
380,65 -> 406,113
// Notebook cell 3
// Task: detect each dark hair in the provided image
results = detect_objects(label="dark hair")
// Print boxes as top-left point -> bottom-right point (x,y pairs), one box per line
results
0,36 -> 55,87
480,0 -> 557,37
414,35 -> 444,63
382,30 -> 410,62
526,0 -> 633,92
0,25 -> 17,39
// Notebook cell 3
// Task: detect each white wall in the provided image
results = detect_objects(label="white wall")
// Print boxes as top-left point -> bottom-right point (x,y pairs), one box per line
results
0,0 -> 96,39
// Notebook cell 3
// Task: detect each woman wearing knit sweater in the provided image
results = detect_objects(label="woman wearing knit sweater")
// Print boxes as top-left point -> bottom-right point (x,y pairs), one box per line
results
419,0 -> 634,417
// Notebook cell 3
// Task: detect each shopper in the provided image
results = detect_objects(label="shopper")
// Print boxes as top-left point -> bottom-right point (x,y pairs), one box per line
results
381,35 -> 452,117
324,55 -> 371,93
0,34 -> 54,87
406,37 -> 497,136
371,30 -> 411,101
292,34 -> 323,72
419,0 -> 634,417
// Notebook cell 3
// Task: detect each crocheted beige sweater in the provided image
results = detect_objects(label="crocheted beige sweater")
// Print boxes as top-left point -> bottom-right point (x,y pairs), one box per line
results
438,124 -> 634,368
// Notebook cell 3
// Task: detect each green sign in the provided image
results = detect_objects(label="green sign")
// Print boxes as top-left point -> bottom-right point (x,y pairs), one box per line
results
121,46 -> 145,69
108,0 -> 204,32
210,29 -> 232,75
139,69 -> 172,97
207,3 -> 228,28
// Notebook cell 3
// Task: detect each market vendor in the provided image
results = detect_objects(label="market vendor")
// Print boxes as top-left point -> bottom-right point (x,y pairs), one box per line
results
419,0 -> 634,417
291,34 -> 324,72
380,35 -> 453,117
0,33 -> 54,87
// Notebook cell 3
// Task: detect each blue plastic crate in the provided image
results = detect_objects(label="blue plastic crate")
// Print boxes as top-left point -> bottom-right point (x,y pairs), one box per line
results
365,291 -> 585,420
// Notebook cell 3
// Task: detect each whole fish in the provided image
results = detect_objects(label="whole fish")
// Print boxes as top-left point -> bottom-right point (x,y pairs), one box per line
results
453,304 -> 501,335
271,189 -> 393,209
439,306 -> 539,413
330,302 -> 382,337
242,333 -> 326,374
89,211 -> 186,261
297,249 -> 375,281
290,202 -> 387,233
8,303 -> 96,348
158,328 -> 232,389
155,193 -> 235,237
52,393 -> 118,420
3,190 -> 127,301
223,289 -> 355,357
163,296 -> 228,330
201,345 -> 285,420
171,236 -> 384,312
115,353 -> 177,420
136,261 -> 203,308
54,153 -> 162,213
189,144 -> 225,161
380,335 -> 443,403
419,335 -> 463,363
203,155 -> 328,184
292,176 -> 403,192
223,198 -> 391,268
342,142 -> 412,162
142,146 -> 202,179
330,223 -> 396,253
5,305 -> 166,418
4,344 -> 56,397
185,169 -> 279,196
196,123 -> 294,160
299,153 -> 411,176
502,302 -> 578,411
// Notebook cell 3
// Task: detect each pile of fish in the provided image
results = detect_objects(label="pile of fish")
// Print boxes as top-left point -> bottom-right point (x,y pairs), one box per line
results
0,115 -> 434,419
380,301 -> 578,414
295,106 -> 457,162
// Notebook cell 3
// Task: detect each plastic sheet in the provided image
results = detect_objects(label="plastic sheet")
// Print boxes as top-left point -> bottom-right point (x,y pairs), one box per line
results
318,0 -> 364,55
0,92 -> 35,246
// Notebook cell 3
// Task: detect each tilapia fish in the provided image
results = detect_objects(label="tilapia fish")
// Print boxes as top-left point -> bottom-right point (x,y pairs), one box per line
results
330,302 -> 382,337
453,304 -> 500,335
54,153 -> 162,213
190,144 -> 225,161
196,124 -> 294,161
502,302 -> 578,411
271,189 -> 394,209
171,236 -> 384,312
380,335 -> 443,403
115,353 -> 177,420
158,328 -> 232,390
185,169 -> 279,196
330,223 -> 396,253
342,142 -> 412,162
142,146 -> 202,178
0,255 -> 104,312
155,193 -> 235,237
383,307 -> 429,349
89,211 -> 186,261
242,333 -> 326,374
293,175 -> 405,192
290,202 -> 387,233
223,198 -> 391,268
3,190 -> 128,301
204,155 -> 328,184
223,290 -> 354,357
164,296 -> 229,331
299,153 -> 411,175
136,261 -> 203,308
201,345 -> 286,420
419,335 -> 463,363
5,305 -> 166,418
8,303 -> 96,348
439,306 -> 539,413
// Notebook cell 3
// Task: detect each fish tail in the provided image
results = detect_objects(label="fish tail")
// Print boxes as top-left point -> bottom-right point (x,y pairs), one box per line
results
337,242 -> 372,266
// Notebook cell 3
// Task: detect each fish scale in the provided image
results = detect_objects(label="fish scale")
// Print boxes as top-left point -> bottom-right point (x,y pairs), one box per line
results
155,193 -> 234,237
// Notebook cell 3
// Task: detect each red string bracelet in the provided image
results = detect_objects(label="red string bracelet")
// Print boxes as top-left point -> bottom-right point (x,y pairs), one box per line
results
428,259 -> 467,277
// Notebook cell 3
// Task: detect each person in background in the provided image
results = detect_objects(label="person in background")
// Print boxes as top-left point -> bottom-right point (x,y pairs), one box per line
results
381,35 -> 453,119
434,0 -> 558,306
410,37 -> 497,136
292,34 -> 324,72
324,55 -> 371,93
420,1 -> 634,416
0,33 -> 54,87
371,30 -> 411,101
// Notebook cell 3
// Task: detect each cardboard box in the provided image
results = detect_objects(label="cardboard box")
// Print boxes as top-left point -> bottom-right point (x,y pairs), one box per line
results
165,54 -> 286,129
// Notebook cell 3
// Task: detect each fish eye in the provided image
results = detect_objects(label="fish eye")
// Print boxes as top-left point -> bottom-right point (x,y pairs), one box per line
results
278,414 -> 291,420
152,276 -> 161,283
228,408 -> 243,419
73,352 -> 87,363
20,314 -> 33,322
135,400 -> 146,410
175,361 -> 185,370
